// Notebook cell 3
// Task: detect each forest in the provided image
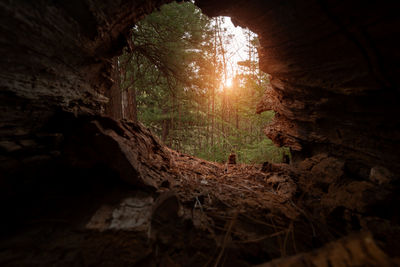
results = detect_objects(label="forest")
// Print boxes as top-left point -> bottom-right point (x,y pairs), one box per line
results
111,2 -> 289,163
2,0 -> 399,265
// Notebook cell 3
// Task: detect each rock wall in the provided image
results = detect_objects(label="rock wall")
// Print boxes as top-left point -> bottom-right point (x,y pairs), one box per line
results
0,0 -> 172,180
1,1 -> 400,264
196,0 -> 400,175
1,1 -> 399,199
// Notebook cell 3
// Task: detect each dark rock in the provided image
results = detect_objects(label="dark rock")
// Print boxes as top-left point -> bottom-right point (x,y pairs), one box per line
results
150,191 -> 181,244
283,154 -> 290,164
255,232 -> 396,267
1,0 -> 400,265
197,0 -> 400,174
369,165 -> 394,185
261,161 -> 271,172
0,141 -> 22,153
228,153 -> 237,164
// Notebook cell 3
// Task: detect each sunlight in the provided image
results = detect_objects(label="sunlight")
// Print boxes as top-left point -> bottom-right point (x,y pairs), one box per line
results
117,1 -> 283,164
225,77 -> 233,88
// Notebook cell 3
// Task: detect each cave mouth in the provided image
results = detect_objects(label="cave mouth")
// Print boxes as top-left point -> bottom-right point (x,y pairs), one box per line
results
107,1 -> 289,164
1,0 -> 400,265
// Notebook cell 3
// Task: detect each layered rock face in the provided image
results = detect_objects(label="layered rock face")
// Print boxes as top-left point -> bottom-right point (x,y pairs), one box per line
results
0,0 -> 400,265
1,0 -> 399,184
3,0 -> 399,179
197,0 -> 400,174
0,0 -> 172,196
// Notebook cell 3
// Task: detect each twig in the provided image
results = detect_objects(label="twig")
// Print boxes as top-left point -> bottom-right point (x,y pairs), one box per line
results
270,217 -> 284,257
292,222 -> 298,254
214,212 -> 238,267
240,213 -> 285,230
289,200 -> 316,237
282,221 -> 293,257
220,183 -> 251,193
194,196 -> 204,213
238,230 -> 286,243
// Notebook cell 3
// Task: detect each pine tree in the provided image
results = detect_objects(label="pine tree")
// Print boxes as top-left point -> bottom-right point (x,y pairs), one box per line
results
112,1 -> 289,163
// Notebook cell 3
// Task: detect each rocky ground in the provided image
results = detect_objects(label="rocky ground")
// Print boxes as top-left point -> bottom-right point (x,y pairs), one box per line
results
1,0 -> 400,266
0,117 -> 398,266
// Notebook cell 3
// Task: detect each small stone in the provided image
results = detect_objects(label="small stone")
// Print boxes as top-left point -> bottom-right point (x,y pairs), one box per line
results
228,153 -> 236,164
369,166 -> 393,185
19,139 -> 36,148
0,141 -> 22,152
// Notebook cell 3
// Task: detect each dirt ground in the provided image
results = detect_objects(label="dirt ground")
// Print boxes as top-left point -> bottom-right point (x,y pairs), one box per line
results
0,119 -> 399,266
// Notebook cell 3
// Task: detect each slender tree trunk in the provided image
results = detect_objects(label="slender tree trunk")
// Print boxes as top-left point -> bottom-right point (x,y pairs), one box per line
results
105,57 -> 123,120
162,117 -> 170,145
169,94 -> 174,148
221,89 -> 225,149
216,17 -> 229,151
206,95 -> 210,149
177,101 -> 181,151
124,63 -> 138,122
212,88 -> 215,158
126,87 -> 137,122
211,20 -> 217,160
197,101 -> 201,152
216,17 -> 228,87
236,104 -> 239,133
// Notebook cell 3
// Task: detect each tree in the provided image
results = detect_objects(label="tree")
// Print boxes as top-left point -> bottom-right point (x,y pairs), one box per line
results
114,1 -> 289,163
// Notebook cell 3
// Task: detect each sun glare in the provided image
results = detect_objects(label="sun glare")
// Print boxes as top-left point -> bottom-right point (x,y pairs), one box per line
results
225,78 -> 233,88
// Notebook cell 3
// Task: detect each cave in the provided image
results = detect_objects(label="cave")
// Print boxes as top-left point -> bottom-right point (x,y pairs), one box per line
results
0,0 -> 399,266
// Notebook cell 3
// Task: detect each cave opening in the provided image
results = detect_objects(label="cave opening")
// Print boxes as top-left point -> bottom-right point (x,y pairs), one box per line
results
1,0 -> 400,265
106,1 -> 289,164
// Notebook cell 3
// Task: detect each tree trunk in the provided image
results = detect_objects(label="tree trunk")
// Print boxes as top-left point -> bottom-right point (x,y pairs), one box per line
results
105,57 -> 123,120
126,87 -> 137,122
169,94 -> 174,148
162,118 -> 170,145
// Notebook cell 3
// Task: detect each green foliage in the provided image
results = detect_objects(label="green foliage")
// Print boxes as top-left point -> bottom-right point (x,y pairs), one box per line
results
237,138 -> 290,164
119,1 -> 290,164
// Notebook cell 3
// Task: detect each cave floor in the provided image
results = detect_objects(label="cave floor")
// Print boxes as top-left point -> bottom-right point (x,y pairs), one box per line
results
0,119 -> 398,266
151,151 -> 397,266
0,150 -> 397,266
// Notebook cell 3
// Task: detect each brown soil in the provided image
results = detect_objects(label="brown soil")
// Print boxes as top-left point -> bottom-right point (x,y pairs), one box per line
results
0,118 -> 398,266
